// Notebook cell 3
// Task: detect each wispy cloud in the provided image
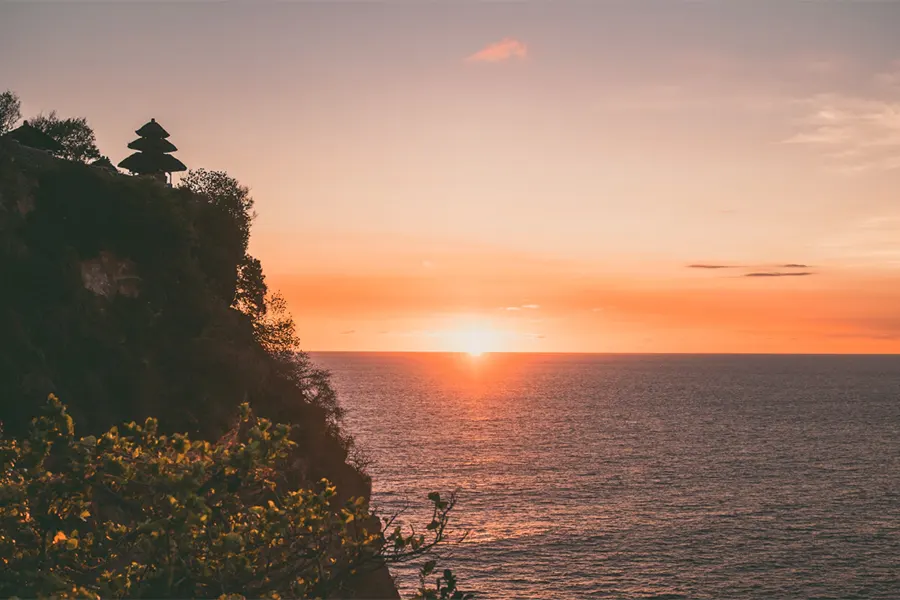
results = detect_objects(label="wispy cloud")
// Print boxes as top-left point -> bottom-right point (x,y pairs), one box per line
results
744,272 -> 815,278
690,263 -> 816,276
340,330 -> 356,335
503,303 -> 540,311
467,38 -> 527,63
688,264 -> 738,269
817,214 -> 900,268
875,61 -> 900,90
785,92 -> 900,172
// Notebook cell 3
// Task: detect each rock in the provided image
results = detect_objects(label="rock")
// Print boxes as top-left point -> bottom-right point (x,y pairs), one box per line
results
80,250 -> 141,298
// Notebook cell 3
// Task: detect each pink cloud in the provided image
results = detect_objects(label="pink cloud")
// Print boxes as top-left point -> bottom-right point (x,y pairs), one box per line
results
467,38 -> 528,63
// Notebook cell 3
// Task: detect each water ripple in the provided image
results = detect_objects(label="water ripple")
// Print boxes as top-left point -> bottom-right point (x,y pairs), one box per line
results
314,353 -> 900,599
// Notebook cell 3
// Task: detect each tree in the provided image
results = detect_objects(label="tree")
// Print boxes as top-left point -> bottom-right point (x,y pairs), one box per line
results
29,111 -> 101,163
0,397 -> 468,599
180,169 -> 255,256
234,255 -> 268,321
178,170 -> 325,424
181,169 -> 256,304
0,90 -> 21,134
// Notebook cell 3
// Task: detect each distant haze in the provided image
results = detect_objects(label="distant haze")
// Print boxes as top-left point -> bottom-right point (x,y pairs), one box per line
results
4,1 -> 900,352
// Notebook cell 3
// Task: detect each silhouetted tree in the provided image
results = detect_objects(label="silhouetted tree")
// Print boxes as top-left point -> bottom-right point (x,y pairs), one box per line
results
181,169 -> 257,304
180,169 -> 255,253
0,90 -> 21,134
29,111 -> 101,163
234,255 -> 268,319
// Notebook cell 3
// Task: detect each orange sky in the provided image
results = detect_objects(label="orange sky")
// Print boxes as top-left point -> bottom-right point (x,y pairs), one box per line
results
4,2 -> 900,352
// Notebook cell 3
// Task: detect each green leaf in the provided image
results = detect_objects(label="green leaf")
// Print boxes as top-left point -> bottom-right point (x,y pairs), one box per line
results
422,560 -> 437,576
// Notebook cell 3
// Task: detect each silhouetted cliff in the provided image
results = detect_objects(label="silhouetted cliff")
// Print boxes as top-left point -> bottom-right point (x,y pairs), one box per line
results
0,138 -> 398,598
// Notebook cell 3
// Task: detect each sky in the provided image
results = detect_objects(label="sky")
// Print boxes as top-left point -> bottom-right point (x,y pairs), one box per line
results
3,0 -> 900,353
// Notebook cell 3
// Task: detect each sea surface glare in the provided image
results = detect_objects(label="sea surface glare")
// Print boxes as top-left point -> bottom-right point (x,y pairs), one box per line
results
313,353 -> 900,599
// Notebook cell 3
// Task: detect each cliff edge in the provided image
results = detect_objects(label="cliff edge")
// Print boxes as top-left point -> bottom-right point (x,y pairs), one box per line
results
0,138 -> 399,598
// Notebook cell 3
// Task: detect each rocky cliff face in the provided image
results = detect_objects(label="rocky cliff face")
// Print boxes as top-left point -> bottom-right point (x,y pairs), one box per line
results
0,139 -> 399,599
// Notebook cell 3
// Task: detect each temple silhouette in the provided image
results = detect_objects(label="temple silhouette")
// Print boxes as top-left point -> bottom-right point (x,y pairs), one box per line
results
4,115 -> 187,187
118,118 -> 186,186
5,120 -> 65,154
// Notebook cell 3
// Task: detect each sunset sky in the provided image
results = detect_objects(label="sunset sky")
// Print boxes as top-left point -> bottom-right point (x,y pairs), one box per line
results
4,1 -> 900,353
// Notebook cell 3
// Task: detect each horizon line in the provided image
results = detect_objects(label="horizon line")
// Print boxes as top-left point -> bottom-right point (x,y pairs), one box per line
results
306,350 -> 900,357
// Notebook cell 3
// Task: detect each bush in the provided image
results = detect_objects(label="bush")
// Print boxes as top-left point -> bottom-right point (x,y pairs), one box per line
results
0,397 -> 467,599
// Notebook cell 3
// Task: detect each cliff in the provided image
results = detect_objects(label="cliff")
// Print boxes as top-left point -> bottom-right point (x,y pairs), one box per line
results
0,138 -> 399,598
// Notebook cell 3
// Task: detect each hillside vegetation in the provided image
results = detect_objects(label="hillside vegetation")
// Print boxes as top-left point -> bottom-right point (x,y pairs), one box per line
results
0,139 -> 433,598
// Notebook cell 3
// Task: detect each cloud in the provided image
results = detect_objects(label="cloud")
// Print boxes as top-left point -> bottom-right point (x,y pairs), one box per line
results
690,263 -> 814,273
843,210 -> 900,262
785,92 -> 900,172
340,330 -> 356,335
744,272 -> 815,278
688,264 -> 737,269
875,61 -> 900,89
467,38 -> 527,63
502,303 -> 540,311
816,213 -> 900,269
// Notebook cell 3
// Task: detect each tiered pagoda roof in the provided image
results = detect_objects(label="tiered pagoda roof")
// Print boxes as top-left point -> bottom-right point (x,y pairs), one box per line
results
118,118 -> 186,176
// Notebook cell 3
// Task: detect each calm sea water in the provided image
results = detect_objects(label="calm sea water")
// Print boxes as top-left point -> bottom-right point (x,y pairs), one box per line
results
312,353 -> 900,599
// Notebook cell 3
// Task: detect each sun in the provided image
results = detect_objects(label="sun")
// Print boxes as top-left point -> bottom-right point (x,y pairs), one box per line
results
452,327 -> 501,356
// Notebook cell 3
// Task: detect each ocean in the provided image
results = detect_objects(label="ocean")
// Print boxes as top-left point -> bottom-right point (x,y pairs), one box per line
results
312,353 -> 900,599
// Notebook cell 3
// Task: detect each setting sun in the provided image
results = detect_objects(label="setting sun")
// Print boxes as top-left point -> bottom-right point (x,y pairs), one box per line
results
444,324 -> 504,356
459,329 -> 496,356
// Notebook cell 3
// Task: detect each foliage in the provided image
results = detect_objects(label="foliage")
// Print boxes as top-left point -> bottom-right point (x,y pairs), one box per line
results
414,566 -> 475,600
177,168 -> 343,433
0,397 -> 464,599
179,169 -> 256,305
180,168 -> 255,256
29,111 -> 101,163
233,255 -> 267,320
0,89 -> 21,134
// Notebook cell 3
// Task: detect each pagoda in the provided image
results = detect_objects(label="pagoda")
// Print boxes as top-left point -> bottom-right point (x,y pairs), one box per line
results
118,118 -> 186,185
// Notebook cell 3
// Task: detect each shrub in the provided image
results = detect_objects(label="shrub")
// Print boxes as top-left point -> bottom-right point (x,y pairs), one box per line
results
0,397 -> 467,599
